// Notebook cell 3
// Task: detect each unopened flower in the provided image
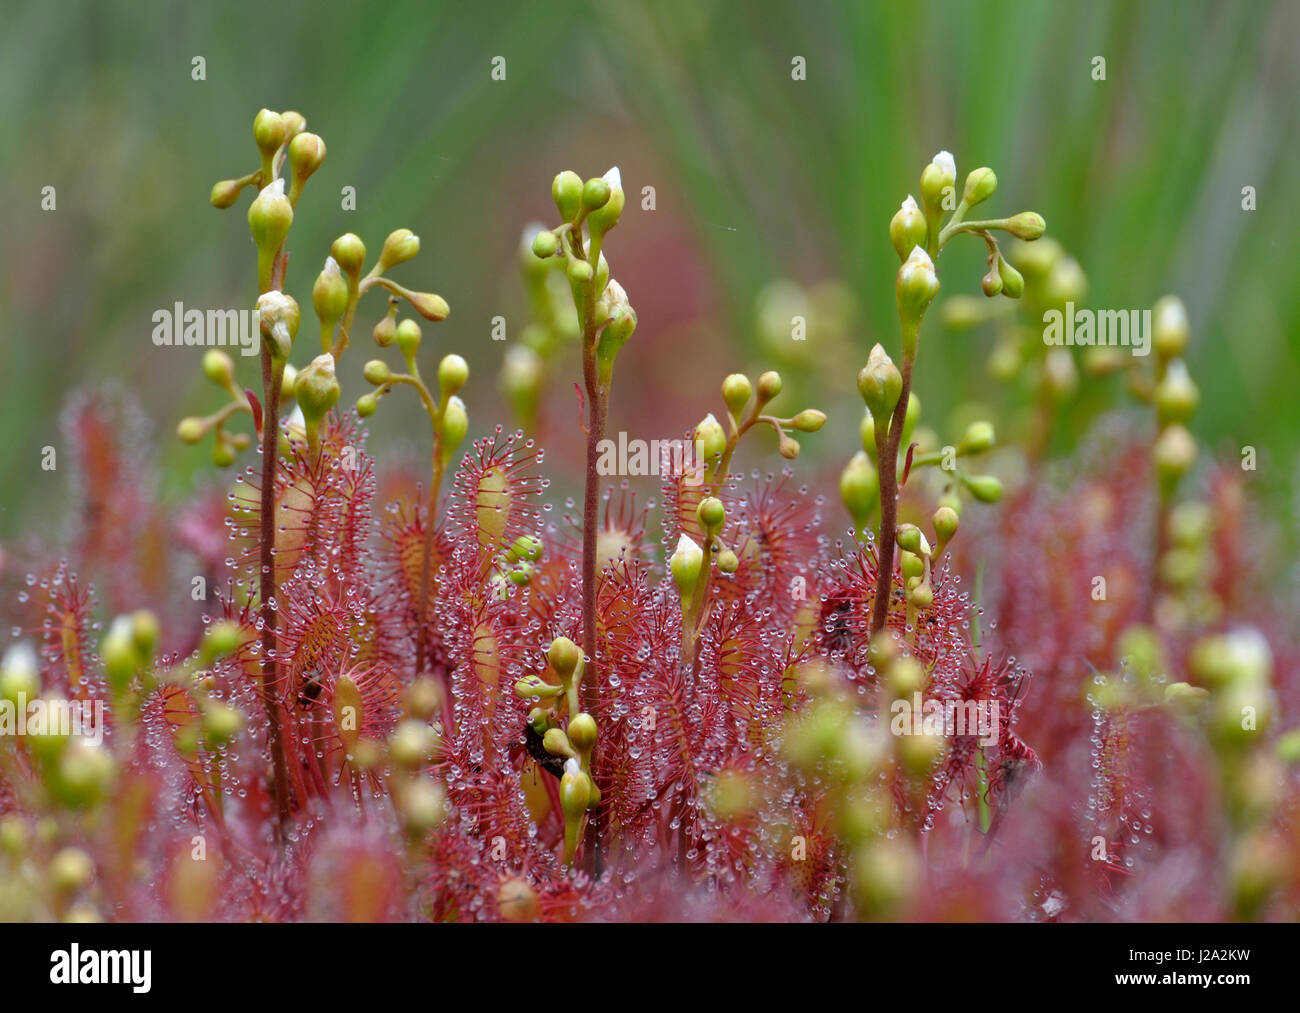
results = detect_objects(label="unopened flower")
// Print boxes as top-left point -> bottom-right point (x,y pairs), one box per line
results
670,533 -> 704,595
890,195 -> 927,261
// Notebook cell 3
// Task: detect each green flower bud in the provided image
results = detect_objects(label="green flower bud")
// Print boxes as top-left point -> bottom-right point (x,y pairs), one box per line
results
287,131 -> 326,205
253,108 -> 286,168
544,727 -> 576,758
568,712 -> 598,751
717,549 -> 739,574
981,268 -> 1003,298
201,702 -> 243,747
567,257 -> 595,311
177,416 -> 207,444
280,110 -> 306,139
397,777 -> 447,836
840,451 -> 879,529
896,246 -> 940,333
588,167 -> 624,239
256,290 -> 300,361
890,195 -> 928,261
778,434 -> 800,460
957,420 -> 995,456
101,616 -> 139,693
919,150 -> 956,226
395,319 -> 422,361
202,350 -> 235,390
697,496 -> 725,533
548,636 -> 582,679
722,373 -> 753,419
1152,295 -> 1189,360
331,233 -> 366,278
1155,360 -> 1199,425
1004,211 -> 1046,240
552,170 -> 583,221
581,176 -> 611,213
857,343 -> 902,418
756,370 -> 783,405
212,438 -> 235,468
933,505 -> 959,542
438,354 -> 469,400
997,257 -> 1024,299
790,409 -> 827,433
695,413 -> 726,462
390,719 -> 438,769
130,609 -> 159,658
405,290 -> 450,322
248,179 -> 293,292
363,359 -> 391,386
1154,424 -> 1197,490
962,167 -> 997,208
210,178 -> 245,209
378,228 -> 420,272
860,411 -> 877,455
356,392 -> 378,417
312,256 -> 349,339
509,534 -> 544,562
441,396 -> 468,463
670,533 -> 704,596
896,524 -> 926,555
294,354 -> 341,426
373,300 -> 398,347
963,474 -> 1004,503
48,847 -> 95,894
199,621 -> 245,664
531,229 -> 558,259
907,580 -> 934,609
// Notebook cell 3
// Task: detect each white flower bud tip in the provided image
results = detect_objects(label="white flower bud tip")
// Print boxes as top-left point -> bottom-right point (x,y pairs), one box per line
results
602,166 -> 622,192
932,151 -> 956,178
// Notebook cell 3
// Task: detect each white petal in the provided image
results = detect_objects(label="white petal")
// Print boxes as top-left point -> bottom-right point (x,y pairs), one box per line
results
602,166 -> 622,191
933,150 -> 956,178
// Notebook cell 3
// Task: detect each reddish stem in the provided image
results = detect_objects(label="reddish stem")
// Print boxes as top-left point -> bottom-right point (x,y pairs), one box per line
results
870,357 -> 915,637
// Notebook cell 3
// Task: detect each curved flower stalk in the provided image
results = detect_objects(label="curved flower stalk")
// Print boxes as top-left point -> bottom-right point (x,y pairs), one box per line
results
866,153 -> 1047,637
193,109 -> 451,839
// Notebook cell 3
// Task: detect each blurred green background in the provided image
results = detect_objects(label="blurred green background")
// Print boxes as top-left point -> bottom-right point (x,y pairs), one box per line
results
2,0 -> 1298,540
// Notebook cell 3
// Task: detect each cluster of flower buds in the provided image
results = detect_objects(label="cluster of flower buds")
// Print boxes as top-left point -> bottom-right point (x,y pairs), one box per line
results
490,533 -> 544,597
359,310 -> 469,473
1143,296 -> 1199,493
691,371 -> 826,502
499,225 -> 584,430
528,168 -> 637,385
940,236 -> 1090,412
176,349 -> 267,467
513,636 -> 599,864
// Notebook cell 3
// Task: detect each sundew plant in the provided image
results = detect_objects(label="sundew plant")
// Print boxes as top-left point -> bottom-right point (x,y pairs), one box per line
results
1,92 -> 1298,927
